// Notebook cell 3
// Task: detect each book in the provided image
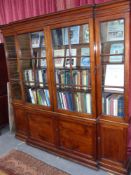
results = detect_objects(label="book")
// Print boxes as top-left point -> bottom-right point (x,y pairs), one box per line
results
65,57 -> 76,68
31,32 -> 41,48
118,95 -> 124,117
86,93 -> 91,114
54,58 -> 64,68
54,49 -> 65,57
81,48 -> 90,56
44,89 -> 50,106
40,33 -> 45,47
82,24 -> 90,43
52,29 -> 63,46
104,64 -> 124,92
109,43 -> 124,62
66,49 -> 77,57
80,57 -> 90,68
62,27 -> 68,45
28,88 -> 36,104
41,49 -> 46,57
69,26 -> 80,44
107,19 -> 124,41
40,59 -> 47,67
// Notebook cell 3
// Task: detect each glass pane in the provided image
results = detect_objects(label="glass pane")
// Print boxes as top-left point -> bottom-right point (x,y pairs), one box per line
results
100,19 -> 125,117
5,36 -> 17,59
52,24 -> 92,114
18,32 -> 50,106
10,81 -> 22,100
5,36 -> 22,100
5,36 -> 19,80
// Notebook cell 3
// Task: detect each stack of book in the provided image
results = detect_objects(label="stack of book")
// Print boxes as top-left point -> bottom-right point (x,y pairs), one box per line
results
24,69 -> 47,87
102,94 -> 124,117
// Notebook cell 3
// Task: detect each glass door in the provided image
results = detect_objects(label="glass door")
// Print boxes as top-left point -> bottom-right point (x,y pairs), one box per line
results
5,36 -> 22,100
100,19 -> 125,118
51,23 -> 95,115
17,31 -> 51,107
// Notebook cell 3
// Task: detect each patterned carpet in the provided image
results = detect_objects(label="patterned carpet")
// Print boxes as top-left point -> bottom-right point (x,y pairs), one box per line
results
0,150 -> 70,175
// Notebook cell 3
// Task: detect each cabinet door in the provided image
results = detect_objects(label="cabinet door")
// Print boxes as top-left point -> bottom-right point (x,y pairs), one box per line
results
27,110 -> 56,147
13,104 -> 27,140
58,117 -> 96,163
98,121 -> 127,174
5,36 -> 22,100
50,21 -> 96,118
17,31 -> 52,110
95,8 -> 129,175
96,15 -> 129,121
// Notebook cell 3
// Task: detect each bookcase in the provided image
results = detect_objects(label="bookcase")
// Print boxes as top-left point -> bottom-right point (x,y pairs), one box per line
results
1,0 -> 130,174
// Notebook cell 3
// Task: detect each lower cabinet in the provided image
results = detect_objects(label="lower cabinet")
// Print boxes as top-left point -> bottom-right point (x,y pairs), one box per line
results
13,104 -> 128,174
98,120 -> 128,175
13,104 -> 27,140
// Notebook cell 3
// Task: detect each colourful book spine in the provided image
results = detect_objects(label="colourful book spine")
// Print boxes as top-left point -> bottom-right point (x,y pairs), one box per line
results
118,96 -> 124,117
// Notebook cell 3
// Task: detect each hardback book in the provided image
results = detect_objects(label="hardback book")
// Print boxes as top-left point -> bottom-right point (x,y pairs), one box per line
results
81,47 -> 90,56
54,49 -> 65,57
80,57 -> 90,68
28,88 -> 36,104
69,26 -> 80,44
52,29 -> 63,46
104,64 -> 124,92
40,59 -> 47,67
41,49 -> 46,57
65,57 -> 77,68
107,19 -> 124,41
82,24 -> 90,43
31,32 -> 41,48
109,43 -> 124,62
62,27 -> 68,45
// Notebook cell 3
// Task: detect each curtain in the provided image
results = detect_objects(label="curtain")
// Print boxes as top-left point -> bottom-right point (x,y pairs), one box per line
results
0,0 -> 112,42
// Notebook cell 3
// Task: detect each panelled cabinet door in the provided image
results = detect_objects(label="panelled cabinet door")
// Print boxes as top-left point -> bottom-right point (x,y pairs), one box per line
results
13,105 -> 27,139
16,31 -> 52,109
50,20 -> 96,118
27,110 -> 56,147
98,121 -> 127,174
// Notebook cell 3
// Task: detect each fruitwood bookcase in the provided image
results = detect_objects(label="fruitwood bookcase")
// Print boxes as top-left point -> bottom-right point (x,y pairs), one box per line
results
1,0 -> 130,174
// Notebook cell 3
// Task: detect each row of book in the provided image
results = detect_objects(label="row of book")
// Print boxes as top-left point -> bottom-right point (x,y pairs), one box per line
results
102,42 -> 124,63
57,92 -> 91,113
102,94 -> 124,117
24,69 -> 47,86
55,70 -> 90,88
27,88 -> 50,106
52,24 -> 89,46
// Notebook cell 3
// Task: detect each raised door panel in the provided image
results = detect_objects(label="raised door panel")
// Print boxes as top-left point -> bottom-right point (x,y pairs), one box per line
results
13,105 -> 27,140
99,121 -> 127,174
58,119 -> 96,159
27,111 -> 56,146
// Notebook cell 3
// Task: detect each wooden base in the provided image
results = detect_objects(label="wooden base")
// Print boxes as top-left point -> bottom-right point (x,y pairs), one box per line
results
27,138 -> 98,170
99,161 -> 127,175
